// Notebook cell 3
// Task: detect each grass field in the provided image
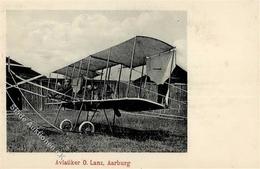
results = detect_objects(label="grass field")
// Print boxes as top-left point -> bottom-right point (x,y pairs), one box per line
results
7,108 -> 187,152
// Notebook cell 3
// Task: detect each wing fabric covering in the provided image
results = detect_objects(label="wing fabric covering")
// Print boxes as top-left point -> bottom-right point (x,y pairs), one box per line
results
54,36 -> 174,79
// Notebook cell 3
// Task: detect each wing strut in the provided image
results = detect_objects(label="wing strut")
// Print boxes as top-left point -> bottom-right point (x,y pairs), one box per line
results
126,36 -> 137,97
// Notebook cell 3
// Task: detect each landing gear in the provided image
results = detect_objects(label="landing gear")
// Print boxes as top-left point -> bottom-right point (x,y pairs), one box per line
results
79,121 -> 95,135
59,119 -> 73,131
55,103 -> 115,135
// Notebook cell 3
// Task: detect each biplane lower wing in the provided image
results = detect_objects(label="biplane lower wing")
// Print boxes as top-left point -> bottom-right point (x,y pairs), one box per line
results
47,98 -> 165,112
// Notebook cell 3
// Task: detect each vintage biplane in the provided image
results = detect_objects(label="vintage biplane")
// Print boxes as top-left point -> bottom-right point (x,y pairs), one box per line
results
6,36 -> 187,134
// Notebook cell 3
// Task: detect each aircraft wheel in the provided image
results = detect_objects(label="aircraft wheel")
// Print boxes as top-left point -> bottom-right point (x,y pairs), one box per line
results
59,119 -> 73,131
79,121 -> 95,135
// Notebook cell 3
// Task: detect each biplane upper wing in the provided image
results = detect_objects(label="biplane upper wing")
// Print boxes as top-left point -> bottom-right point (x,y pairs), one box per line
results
49,36 -> 177,112
53,36 -> 175,77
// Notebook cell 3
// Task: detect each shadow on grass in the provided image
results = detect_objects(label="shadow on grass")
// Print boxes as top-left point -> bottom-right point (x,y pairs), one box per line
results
93,123 -> 186,142
40,122 -> 186,142
38,127 -> 62,136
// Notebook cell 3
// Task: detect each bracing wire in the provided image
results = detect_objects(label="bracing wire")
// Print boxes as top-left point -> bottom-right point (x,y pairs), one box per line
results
121,111 -> 186,121
6,82 -> 46,98
132,68 -> 187,93
8,70 -> 63,132
10,70 -> 77,101
120,80 -> 186,105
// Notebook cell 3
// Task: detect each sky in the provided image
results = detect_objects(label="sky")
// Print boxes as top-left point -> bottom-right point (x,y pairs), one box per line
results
6,10 -> 187,77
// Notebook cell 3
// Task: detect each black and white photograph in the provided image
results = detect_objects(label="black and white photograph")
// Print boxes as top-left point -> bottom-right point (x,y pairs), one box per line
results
6,10 -> 187,153
2,0 -> 260,169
